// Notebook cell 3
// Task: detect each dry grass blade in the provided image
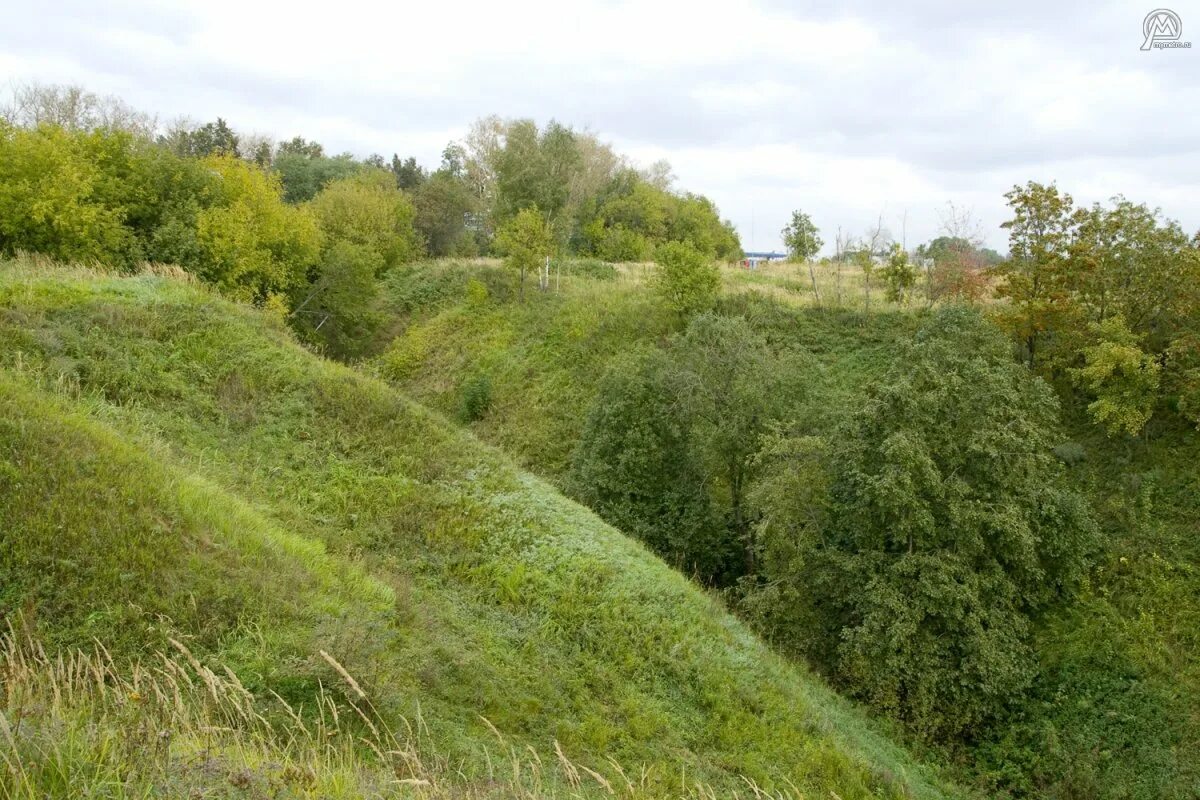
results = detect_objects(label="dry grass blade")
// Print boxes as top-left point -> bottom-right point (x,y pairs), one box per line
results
319,649 -> 366,699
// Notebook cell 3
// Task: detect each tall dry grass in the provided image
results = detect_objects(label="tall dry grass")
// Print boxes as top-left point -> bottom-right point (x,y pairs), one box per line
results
0,627 -> 803,799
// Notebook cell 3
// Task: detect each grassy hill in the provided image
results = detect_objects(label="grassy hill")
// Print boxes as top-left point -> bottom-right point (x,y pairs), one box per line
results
0,259 -> 955,798
369,259 -> 1200,799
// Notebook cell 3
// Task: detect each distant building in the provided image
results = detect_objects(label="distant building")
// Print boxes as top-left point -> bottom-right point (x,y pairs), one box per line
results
741,251 -> 788,270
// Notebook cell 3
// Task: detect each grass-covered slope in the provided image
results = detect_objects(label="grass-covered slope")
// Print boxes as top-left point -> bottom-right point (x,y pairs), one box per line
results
0,262 -> 954,798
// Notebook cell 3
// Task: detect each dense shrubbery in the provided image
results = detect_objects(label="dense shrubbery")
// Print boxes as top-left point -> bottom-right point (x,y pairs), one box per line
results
571,349 -> 727,580
651,241 -> 720,318
750,308 -> 1097,741
571,305 -> 1099,741
572,313 -> 793,584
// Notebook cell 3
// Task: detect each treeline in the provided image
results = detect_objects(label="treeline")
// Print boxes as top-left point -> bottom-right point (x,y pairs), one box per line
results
992,181 -> 1200,435
783,188 -> 1200,435
0,83 -> 741,354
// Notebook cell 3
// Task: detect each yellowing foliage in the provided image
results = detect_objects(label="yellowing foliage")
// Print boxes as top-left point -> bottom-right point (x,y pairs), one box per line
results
196,155 -> 321,303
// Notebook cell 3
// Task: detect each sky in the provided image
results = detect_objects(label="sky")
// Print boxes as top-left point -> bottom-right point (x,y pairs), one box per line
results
3,0 -> 1199,254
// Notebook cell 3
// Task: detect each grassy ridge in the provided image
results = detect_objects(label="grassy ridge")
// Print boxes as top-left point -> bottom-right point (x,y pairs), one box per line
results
0,372 -> 393,668
0,261 -> 954,798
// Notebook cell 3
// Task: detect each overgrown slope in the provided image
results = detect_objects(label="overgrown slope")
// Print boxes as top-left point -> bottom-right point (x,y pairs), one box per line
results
373,259 -> 914,481
0,261 -> 954,798
370,260 -> 1200,800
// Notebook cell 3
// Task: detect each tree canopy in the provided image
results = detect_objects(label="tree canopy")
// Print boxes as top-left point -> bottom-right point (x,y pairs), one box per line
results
752,307 -> 1096,741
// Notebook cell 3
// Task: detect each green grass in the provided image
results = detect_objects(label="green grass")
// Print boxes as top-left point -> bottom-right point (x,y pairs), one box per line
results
0,259 -> 956,798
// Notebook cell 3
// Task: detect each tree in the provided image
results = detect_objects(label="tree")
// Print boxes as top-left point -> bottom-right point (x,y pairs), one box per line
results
308,170 -> 421,274
781,210 -> 822,262
601,181 -> 669,243
860,216 -> 892,313
672,313 -> 785,576
782,209 -> 823,300
754,307 -> 1096,741
461,115 -> 504,202
495,206 -> 552,301
160,117 -> 240,159
273,149 -> 360,204
413,169 -> 480,256
275,136 -> 325,159
195,155 -> 322,306
493,119 -> 579,229
1068,198 -> 1196,347
1167,332 -> 1200,428
994,182 -> 1078,368
641,158 -> 676,191
667,193 -> 742,261
241,134 -> 275,168
563,132 -> 621,245
651,241 -> 719,318
390,155 -> 426,190
880,243 -> 918,304
290,240 -> 383,360
0,123 -> 136,265
570,349 -> 728,581
915,236 -> 991,305
570,316 -> 789,584
1071,315 -> 1161,437
2,82 -> 155,137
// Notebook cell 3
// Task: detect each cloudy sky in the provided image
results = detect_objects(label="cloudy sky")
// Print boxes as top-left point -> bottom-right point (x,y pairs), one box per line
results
4,0 -> 1198,253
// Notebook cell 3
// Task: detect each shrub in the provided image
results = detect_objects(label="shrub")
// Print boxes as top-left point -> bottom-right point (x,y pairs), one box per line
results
651,241 -> 719,318
308,169 -> 421,274
0,123 -> 136,265
566,257 -> 618,281
1071,315 -> 1161,437
570,349 -> 730,581
195,155 -> 322,305
459,373 -> 492,422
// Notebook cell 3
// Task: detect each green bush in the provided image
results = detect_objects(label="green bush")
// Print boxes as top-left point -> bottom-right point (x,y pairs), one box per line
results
651,241 -> 719,318
565,257 -> 618,280
459,372 -> 492,422
571,349 -> 729,581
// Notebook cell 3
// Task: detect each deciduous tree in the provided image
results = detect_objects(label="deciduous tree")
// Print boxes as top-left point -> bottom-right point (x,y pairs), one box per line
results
753,307 -> 1096,741
195,155 -> 322,306
651,241 -> 719,318
993,181 -> 1078,368
495,206 -> 552,301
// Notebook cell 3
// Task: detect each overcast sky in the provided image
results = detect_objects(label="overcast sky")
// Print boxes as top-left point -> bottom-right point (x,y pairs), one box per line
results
4,0 -> 1198,253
